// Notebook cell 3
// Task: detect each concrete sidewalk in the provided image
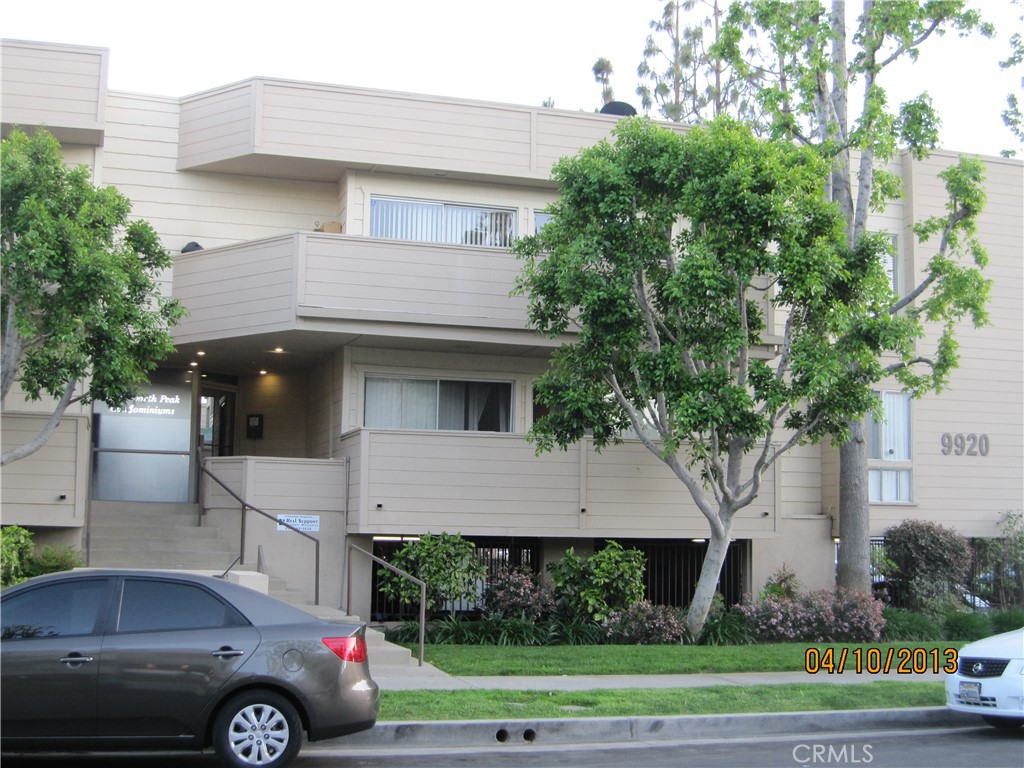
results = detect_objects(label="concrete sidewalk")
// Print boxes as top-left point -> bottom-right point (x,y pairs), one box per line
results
371,667 -> 949,691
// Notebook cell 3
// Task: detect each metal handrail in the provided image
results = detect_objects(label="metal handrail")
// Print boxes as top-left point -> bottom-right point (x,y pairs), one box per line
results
346,544 -> 426,667
200,463 -> 321,605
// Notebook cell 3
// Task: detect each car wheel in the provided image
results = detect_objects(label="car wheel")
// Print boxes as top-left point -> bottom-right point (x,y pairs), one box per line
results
982,714 -> 1024,730
213,690 -> 303,767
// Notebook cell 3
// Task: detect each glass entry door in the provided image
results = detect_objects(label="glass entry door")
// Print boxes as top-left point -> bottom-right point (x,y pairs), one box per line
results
199,388 -> 236,460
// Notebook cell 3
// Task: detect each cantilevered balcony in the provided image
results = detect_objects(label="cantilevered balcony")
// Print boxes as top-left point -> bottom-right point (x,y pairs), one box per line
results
338,429 -> 779,540
171,233 -> 546,354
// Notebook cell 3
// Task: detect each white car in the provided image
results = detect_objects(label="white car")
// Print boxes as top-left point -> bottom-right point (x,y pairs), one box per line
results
946,627 -> 1024,729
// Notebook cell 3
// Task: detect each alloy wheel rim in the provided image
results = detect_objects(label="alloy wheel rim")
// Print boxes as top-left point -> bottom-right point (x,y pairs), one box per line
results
227,703 -> 290,765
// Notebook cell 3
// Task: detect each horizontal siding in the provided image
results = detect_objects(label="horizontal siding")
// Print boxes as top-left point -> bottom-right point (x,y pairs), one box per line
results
177,78 -> 668,181
0,414 -> 88,526
172,237 -> 297,342
103,93 -> 338,254
177,83 -> 255,168
866,153 -> 1024,538
1,41 -> 105,141
350,430 -> 780,538
300,235 -> 528,327
256,82 -> 534,175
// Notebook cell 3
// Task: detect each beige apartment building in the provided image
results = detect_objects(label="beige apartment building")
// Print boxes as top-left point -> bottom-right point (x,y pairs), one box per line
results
2,40 -> 1022,618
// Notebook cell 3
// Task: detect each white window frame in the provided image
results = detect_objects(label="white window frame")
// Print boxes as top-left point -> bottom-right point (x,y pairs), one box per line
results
364,375 -> 514,433
369,196 -> 518,248
867,390 -> 913,503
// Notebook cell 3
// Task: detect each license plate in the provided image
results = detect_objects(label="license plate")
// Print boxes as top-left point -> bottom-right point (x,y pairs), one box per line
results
960,682 -> 982,703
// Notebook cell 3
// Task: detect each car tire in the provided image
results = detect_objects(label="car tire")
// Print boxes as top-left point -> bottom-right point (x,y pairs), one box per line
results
212,690 -> 303,768
982,714 -> 1024,730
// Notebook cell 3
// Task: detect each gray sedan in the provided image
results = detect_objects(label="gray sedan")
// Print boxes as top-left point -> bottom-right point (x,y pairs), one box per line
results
1,569 -> 380,767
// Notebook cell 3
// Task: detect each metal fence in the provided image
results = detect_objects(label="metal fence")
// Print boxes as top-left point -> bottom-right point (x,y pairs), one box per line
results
870,536 -> 1023,610
369,536 -> 749,620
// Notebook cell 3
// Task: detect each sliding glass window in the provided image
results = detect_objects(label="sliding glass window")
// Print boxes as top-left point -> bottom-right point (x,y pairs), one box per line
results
370,197 -> 517,248
365,377 -> 512,432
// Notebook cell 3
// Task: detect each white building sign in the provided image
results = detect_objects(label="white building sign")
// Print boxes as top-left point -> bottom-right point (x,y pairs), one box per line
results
276,514 -> 320,532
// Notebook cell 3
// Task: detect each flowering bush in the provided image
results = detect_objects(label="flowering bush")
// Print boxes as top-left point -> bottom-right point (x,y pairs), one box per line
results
738,589 -> 885,643
604,601 -> 688,644
481,566 -> 555,621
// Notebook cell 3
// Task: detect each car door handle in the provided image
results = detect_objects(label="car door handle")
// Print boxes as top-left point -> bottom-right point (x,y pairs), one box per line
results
59,654 -> 95,666
211,648 -> 245,658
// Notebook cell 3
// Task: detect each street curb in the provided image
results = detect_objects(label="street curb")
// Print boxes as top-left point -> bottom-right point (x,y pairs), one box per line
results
322,707 -> 982,750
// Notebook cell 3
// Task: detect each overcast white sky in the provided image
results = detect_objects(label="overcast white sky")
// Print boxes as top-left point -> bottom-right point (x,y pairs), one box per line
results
4,0 -> 1022,156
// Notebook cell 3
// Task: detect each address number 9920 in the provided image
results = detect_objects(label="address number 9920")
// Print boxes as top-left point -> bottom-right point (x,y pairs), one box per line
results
940,432 -> 989,456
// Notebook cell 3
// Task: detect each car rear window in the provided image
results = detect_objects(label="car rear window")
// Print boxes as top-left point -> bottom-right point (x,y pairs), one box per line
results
116,579 -> 248,633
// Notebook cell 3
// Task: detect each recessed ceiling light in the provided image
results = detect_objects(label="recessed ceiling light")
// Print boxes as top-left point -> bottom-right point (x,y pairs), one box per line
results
197,350 -> 206,356
259,370 -> 268,375
190,362 -> 199,367
273,347 -> 284,353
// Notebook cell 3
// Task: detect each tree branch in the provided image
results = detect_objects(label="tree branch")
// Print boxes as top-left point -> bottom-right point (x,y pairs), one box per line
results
1,378 -> 78,465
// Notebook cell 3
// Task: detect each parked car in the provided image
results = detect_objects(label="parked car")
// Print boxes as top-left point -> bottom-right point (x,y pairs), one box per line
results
1,569 -> 379,767
945,627 -> 1024,729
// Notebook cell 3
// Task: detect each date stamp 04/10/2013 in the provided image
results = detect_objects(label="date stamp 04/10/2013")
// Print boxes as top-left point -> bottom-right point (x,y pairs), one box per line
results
804,646 -> 959,675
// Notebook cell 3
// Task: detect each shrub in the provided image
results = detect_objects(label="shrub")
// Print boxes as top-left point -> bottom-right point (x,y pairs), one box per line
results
23,545 -> 83,578
604,601 -> 688,644
989,608 -> 1024,633
547,541 -> 646,622
761,565 -> 800,600
880,607 -> 943,641
942,610 -> 992,641
738,589 -> 885,643
697,594 -> 753,646
880,520 -> 971,612
1,525 -> 34,587
376,532 -> 487,616
481,566 -> 554,621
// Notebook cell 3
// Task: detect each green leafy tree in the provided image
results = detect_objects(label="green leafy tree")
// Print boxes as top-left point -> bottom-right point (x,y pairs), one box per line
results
636,0 -> 765,128
377,532 -> 487,616
716,1 -> 993,592
1,128 -> 185,465
999,1 -> 1024,156
513,116 -> 946,636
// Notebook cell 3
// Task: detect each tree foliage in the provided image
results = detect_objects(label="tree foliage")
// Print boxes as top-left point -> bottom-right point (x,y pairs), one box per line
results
514,116 -> 917,635
377,532 -> 487,616
546,541 -> 647,622
715,1 -> 993,592
636,0 -> 765,128
592,57 -> 616,106
1,128 -> 185,465
878,519 -> 971,612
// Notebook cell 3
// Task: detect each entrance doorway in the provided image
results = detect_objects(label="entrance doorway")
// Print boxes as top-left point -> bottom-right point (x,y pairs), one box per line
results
199,387 -> 236,461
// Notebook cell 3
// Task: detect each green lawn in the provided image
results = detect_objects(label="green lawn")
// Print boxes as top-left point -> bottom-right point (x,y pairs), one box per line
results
379,682 -> 946,721
406,641 -> 964,676
378,642 -> 960,721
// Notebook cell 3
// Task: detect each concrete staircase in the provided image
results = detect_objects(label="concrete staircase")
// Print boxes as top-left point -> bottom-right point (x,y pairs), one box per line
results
85,501 -> 444,680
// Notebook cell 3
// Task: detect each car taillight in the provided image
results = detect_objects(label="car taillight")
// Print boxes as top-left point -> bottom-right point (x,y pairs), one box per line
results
323,636 -> 368,663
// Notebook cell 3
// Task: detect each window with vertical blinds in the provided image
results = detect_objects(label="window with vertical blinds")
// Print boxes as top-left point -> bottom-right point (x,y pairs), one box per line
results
370,197 -> 517,247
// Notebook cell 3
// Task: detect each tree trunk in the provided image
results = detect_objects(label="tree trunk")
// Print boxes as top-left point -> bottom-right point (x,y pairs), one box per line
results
837,418 -> 872,592
683,517 -> 734,638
